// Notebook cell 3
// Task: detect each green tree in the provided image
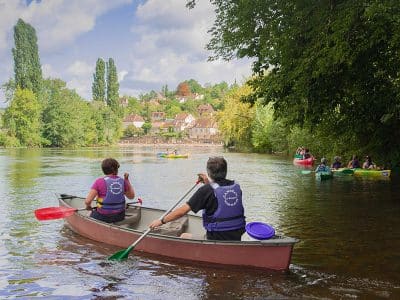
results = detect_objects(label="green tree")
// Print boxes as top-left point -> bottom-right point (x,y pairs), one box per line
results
106,58 -> 120,114
189,0 -> 400,165
186,79 -> 204,94
12,19 -> 42,95
3,88 -> 42,146
217,84 -> 254,150
142,121 -> 152,135
92,58 -> 106,102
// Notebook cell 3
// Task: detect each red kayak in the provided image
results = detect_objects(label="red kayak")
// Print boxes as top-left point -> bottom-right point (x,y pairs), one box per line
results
293,157 -> 315,166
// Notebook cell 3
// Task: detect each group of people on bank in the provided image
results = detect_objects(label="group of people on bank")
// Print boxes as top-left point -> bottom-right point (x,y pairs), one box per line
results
84,156 -> 245,241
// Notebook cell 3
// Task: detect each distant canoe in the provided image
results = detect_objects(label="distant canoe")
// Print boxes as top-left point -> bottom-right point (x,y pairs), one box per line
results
353,169 -> 391,178
332,168 -> 354,176
159,153 -> 189,159
57,194 -> 298,271
293,157 -> 315,166
315,171 -> 333,181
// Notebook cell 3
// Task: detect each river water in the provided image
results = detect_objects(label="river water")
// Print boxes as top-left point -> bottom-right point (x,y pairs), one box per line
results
0,146 -> 399,299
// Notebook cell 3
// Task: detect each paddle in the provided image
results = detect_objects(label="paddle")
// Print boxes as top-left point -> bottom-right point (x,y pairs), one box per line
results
301,170 -> 314,174
108,179 -> 201,261
34,199 -> 142,221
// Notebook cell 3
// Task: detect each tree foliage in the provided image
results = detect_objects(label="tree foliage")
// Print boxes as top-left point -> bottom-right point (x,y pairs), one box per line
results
12,19 -> 42,95
3,88 -> 42,146
106,58 -> 120,114
190,0 -> 400,165
217,84 -> 254,150
92,58 -> 106,102
176,82 -> 191,97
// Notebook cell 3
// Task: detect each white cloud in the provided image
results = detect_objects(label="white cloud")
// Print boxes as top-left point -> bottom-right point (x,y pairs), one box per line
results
67,77 -> 91,100
0,0 -> 131,52
118,70 -> 128,82
67,60 -> 93,77
126,0 -> 252,92
42,63 -> 60,78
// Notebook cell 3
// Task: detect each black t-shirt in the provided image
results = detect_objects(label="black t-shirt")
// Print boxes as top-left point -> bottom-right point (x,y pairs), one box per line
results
187,179 -> 245,241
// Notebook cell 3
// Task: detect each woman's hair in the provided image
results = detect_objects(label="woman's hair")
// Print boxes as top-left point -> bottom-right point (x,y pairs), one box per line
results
207,156 -> 227,181
101,158 -> 120,175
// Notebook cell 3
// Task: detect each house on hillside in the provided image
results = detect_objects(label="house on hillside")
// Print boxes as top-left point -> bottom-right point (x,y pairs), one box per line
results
188,118 -> 219,141
197,104 -> 215,116
123,114 -> 145,128
119,97 -> 129,108
173,113 -> 195,132
151,111 -> 166,122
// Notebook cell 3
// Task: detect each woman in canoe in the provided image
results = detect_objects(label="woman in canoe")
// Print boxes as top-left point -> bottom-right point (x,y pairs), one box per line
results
84,158 -> 135,223
347,155 -> 361,168
315,158 -> 331,173
149,156 -> 246,241
362,156 -> 377,169
331,156 -> 342,169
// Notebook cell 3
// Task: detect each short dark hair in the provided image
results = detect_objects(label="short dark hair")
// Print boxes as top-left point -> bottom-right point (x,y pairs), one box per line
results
101,158 -> 120,175
207,156 -> 227,181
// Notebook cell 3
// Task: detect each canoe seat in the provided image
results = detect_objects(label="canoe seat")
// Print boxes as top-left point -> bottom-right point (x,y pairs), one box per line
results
152,215 -> 189,237
114,206 -> 141,226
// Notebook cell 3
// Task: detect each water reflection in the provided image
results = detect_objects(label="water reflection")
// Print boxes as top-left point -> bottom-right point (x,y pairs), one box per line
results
0,146 -> 399,299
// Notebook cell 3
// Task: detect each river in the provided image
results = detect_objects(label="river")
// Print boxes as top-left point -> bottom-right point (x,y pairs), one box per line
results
0,146 -> 399,299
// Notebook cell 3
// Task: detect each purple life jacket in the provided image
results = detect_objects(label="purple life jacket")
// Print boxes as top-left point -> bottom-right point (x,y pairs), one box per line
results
202,182 -> 245,232
97,176 -> 125,212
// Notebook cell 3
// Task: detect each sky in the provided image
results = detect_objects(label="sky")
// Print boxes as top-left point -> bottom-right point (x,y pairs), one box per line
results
0,0 -> 252,105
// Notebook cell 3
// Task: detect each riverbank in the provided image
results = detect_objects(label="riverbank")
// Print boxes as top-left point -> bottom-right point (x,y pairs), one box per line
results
119,137 -> 224,149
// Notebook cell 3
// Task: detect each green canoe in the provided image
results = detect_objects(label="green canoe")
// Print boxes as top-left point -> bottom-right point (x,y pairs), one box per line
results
315,171 -> 333,181
332,168 -> 354,176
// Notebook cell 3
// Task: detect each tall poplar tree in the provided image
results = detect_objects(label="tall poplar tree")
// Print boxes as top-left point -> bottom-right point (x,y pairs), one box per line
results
12,19 -> 42,95
106,58 -> 120,113
92,58 -> 106,102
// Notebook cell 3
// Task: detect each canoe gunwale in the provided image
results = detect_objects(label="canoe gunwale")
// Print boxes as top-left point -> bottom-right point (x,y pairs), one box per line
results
58,194 -> 298,246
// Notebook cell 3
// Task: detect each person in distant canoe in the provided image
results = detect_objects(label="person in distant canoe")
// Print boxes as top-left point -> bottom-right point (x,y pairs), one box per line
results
362,156 -> 377,169
149,156 -> 246,241
315,158 -> 331,173
347,155 -> 361,168
84,158 -> 135,223
173,149 -> 178,155
331,156 -> 342,169
303,148 -> 312,159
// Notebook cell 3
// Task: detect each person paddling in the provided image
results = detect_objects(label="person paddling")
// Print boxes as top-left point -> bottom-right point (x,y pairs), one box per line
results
331,156 -> 342,169
85,158 -> 135,223
149,156 -> 246,241
315,158 -> 331,173
347,155 -> 361,168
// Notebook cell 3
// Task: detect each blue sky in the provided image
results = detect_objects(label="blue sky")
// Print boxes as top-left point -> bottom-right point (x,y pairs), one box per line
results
0,0 -> 252,105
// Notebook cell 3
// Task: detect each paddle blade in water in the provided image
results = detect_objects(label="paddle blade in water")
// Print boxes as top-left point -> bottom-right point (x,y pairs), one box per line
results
108,248 -> 131,261
301,170 -> 312,175
34,206 -> 77,221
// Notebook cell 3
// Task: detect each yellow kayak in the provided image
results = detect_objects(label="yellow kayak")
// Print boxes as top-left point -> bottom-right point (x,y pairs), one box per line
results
353,169 -> 391,178
159,153 -> 189,159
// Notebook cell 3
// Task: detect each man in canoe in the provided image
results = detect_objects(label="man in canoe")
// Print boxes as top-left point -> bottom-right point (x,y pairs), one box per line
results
331,156 -> 342,169
84,158 -> 135,223
149,156 -> 246,241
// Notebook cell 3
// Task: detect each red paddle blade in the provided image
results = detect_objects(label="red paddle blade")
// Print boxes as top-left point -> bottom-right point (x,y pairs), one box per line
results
34,206 -> 77,221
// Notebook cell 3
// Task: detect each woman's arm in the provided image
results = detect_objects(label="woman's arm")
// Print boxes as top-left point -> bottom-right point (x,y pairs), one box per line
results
85,189 -> 98,210
124,173 -> 135,199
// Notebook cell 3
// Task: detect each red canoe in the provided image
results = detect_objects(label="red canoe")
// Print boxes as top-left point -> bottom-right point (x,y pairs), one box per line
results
57,194 -> 298,271
293,157 -> 315,166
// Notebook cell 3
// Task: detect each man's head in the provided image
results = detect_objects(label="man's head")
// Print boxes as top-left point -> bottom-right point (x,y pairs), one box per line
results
101,158 -> 120,175
207,156 -> 227,181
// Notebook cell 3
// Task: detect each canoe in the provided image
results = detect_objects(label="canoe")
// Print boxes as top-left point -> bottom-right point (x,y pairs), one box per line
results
159,153 -> 189,159
293,157 -> 315,166
332,168 -> 354,176
57,194 -> 298,271
353,169 -> 391,178
315,171 -> 333,181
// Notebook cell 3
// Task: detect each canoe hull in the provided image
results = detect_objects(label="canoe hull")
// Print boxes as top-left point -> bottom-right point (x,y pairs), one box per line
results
58,195 -> 297,271
293,157 -> 314,166
159,154 -> 189,159
353,169 -> 391,178
332,168 -> 354,176
315,171 -> 333,181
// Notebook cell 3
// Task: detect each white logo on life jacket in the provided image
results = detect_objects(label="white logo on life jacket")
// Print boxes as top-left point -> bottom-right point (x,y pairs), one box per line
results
223,189 -> 238,206
109,181 -> 123,195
